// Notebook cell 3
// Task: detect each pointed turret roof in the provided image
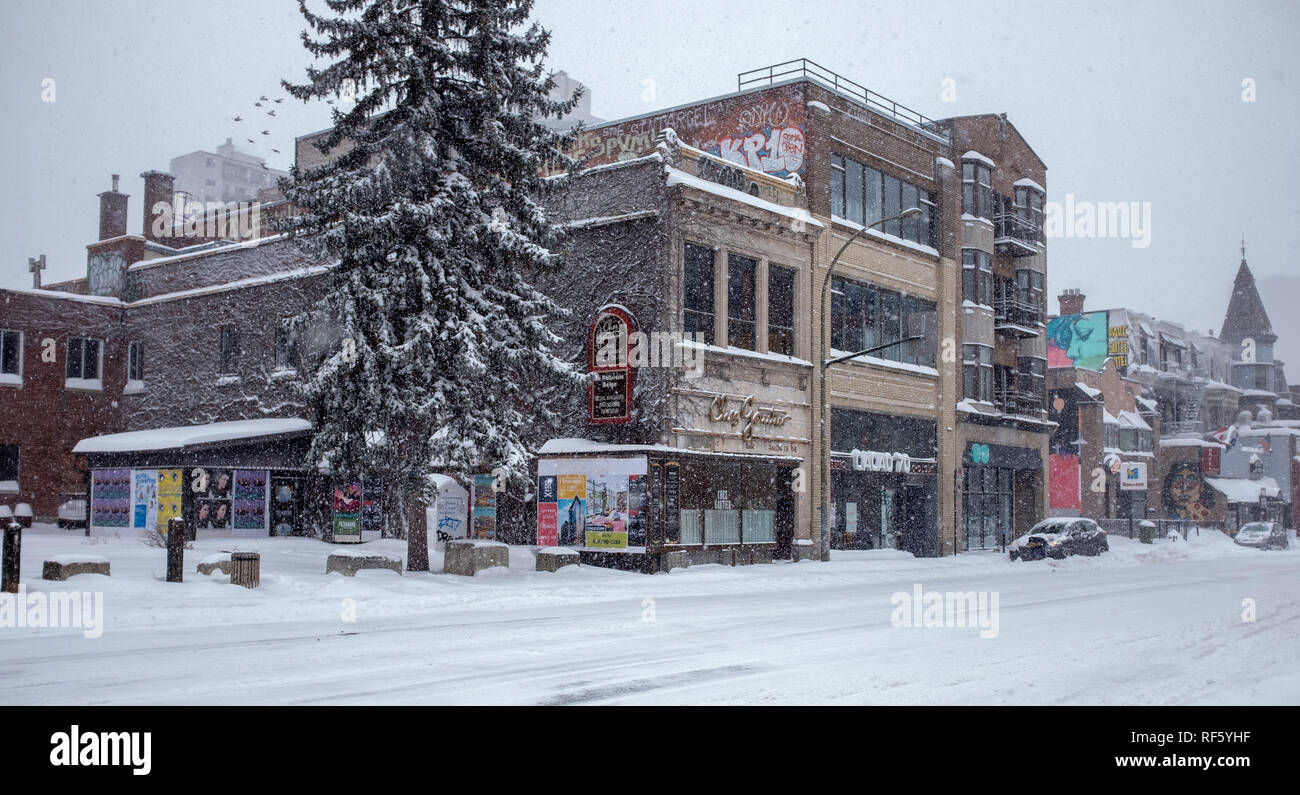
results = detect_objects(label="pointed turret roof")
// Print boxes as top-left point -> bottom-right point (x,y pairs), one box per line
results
1219,239 -> 1277,346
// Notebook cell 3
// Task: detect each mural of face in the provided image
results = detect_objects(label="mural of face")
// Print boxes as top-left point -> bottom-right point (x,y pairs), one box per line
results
1047,312 -> 1110,370
1163,462 -> 1214,521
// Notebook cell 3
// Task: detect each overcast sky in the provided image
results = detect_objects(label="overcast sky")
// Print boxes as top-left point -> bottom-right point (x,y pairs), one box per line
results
2,0 -> 1297,364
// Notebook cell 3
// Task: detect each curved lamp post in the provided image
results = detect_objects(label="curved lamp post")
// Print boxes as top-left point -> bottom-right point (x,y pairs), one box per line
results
818,206 -> 924,562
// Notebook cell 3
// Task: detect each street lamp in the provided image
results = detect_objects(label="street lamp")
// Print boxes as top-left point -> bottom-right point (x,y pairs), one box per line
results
818,206 -> 924,562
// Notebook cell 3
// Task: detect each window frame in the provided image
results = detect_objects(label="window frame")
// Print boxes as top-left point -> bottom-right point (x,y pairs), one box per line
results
126,340 -> 145,390
64,335 -> 103,389
727,253 -> 758,351
275,319 -> 301,372
683,243 -> 716,346
0,329 -> 23,384
219,324 -> 240,376
767,264 -> 796,357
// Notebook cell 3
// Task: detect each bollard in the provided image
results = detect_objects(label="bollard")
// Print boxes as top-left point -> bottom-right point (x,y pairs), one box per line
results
2,521 -> 20,593
166,517 -> 185,583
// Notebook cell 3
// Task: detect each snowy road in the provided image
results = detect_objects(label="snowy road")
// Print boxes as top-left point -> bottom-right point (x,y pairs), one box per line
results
1,526 -> 1297,705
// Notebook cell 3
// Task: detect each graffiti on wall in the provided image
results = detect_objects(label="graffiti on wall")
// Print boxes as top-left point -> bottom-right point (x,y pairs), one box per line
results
1047,311 -> 1110,370
1162,461 -> 1215,521
568,84 -> 808,178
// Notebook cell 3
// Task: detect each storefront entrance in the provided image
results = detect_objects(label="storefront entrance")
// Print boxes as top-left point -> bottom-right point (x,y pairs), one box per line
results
961,442 -> 1043,551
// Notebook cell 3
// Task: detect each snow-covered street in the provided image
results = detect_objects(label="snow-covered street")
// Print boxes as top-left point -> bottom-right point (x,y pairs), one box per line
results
2,525 -> 1296,705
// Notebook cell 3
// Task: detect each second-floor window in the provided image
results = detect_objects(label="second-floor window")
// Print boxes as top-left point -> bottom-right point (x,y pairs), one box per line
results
1017,356 -> 1045,408
728,254 -> 757,350
831,153 -> 934,247
219,325 -> 240,375
962,249 -> 993,307
1015,185 -> 1045,240
768,264 -> 796,356
1016,269 -> 1044,316
275,320 -> 300,371
65,337 -> 101,385
127,341 -> 144,383
0,330 -> 22,383
683,243 -> 715,345
832,277 -> 936,366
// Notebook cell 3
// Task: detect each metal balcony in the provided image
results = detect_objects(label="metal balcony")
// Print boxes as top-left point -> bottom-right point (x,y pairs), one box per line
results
995,387 -> 1045,417
993,297 -> 1041,337
993,212 -> 1040,257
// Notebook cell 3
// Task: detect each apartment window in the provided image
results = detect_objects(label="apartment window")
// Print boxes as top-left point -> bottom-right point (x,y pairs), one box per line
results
963,344 -> 993,401
1018,356 -> 1045,408
0,330 -> 22,383
728,254 -> 757,350
830,153 -> 933,246
1105,422 -> 1120,449
1016,269 -> 1044,316
683,244 -> 715,345
276,320 -> 301,371
768,264 -> 796,356
962,160 -> 993,219
127,341 -> 144,382
65,337 -> 101,386
962,249 -> 993,307
206,157 -> 216,168
902,295 -> 937,368
0,445 -> 16,488
1015,185 -> 1045,240
833,277 -> 935,365
219,325 -> 239,374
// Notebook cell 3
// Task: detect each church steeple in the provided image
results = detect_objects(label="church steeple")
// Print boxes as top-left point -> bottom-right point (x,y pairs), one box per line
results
1219,238 -> 1277,347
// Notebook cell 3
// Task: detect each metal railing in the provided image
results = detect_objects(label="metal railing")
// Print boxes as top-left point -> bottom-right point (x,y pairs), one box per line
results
1098,518 -> 1225,539
1163,420 -> 1205,435
993,296 -> 1041,328
994,387 -> 1044,416
993,212 -> 1040,248
737,59 -> 942,133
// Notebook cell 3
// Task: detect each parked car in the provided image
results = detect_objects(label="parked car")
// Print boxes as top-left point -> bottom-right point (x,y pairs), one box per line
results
1232,521 -> 1289,550
57,493 -> 88,529
1010,518 -> 1109,561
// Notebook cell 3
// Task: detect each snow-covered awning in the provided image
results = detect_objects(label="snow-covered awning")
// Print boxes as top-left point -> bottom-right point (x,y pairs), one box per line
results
1117,410 -> 1151,430
1158,332 -> 1187,348
1076,383 -> 1102,400
1013,177 -> 1045,193
73,418 -> 312,453
961,151 -> 996,168
1204,476 -> 1279,503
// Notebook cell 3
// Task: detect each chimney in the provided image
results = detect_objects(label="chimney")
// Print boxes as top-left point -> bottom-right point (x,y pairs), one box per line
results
97,174 -> 129,240
140,170 -> 176,243
1059,288 -> 1085,316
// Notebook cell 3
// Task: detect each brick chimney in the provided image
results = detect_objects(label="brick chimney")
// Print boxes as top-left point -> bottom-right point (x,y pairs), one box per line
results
140,170 -> 176,243
1059,288 -> 1085,316
97,174 -> 129,240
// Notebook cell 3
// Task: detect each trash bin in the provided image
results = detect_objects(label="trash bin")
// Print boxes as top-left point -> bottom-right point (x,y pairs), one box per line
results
1138,520 -> 1156,545
231,552 -> 260,589
14,504 -> 32,529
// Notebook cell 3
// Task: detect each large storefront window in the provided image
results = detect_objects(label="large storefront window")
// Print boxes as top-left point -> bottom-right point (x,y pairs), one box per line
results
830,408 -> 938,555
831,276 -> 937,364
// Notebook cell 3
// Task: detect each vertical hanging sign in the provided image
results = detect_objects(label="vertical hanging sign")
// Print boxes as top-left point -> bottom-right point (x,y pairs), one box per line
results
589,305 -> 636,424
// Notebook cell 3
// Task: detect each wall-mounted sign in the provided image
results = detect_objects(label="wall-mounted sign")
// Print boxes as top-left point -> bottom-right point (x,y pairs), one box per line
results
1120,461 -> 1148,491
1201,446 -> 1220,476
1107,325 -> 1130,370
707,394 -> 792,441
589,305 -> 636,424
850,449 -> 911,474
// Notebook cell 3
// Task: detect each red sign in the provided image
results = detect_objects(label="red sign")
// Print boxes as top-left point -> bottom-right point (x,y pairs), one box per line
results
1201,445 -> 1220,476
537,503 -> 557,547
588,305 -> 636,425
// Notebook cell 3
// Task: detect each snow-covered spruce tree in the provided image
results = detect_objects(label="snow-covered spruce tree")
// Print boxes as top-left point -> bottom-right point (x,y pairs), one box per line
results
278,0 -> 584,569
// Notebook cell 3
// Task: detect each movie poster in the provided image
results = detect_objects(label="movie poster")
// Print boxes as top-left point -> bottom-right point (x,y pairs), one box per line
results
333,481 -> 362,542
132,470 -> 158,530
156,468 -> 182,533
190,467 -> 234,532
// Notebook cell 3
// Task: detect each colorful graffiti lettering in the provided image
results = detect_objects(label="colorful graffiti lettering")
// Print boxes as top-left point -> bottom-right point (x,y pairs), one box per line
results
711,126 -> 805,176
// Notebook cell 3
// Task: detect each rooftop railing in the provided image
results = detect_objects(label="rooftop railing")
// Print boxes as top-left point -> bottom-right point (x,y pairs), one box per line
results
737,59 -> 944,137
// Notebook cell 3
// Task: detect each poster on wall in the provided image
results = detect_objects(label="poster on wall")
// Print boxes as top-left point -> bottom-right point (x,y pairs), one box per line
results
232,469 -> 269,536
471,474 -> 497,540
333,481 -> 363,542
538,457 -> 649,550
132,470 -> 158,530
663,463 -> 680,545
361,479 -> 384,541
156,468 -> 182,533
91,469 -> 131,529
190,467 -> 234,532
1047,312 -> 1110,370
537,475 -> 558,547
